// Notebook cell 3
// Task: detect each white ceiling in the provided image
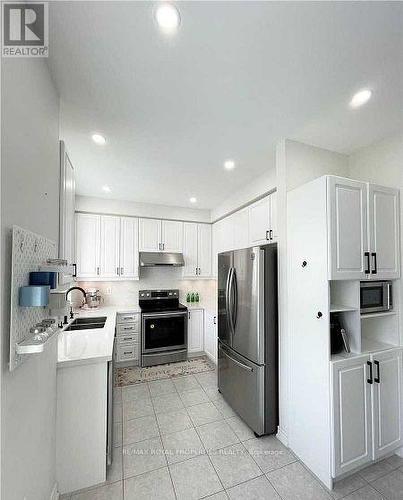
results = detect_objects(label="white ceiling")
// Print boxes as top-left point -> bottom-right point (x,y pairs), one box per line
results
48,1 -> 403,209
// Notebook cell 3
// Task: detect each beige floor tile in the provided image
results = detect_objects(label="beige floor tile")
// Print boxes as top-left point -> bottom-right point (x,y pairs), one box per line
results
123,415 -> 159,445
243,435 -> 296,473
71,481 -> 123,499
123,437 -> 166,479
187,402 -> 224,427
370,469 -> 403,500
342,484 -> 384,500
330,472 -> 365,499
227,475 -> 280,500
122,383 -> 150,402
123,397 -> 154,420
179,387 -> 210,407
197,420 -> 239,451
148,378 -> 176,397
156,408 -> 194,435
358,458 -> 394,482
124,467 -> 175,500
162,427 -> 205,464
152,392 -> 184,414
173,375 -> 201,393
225,415 -> 255,442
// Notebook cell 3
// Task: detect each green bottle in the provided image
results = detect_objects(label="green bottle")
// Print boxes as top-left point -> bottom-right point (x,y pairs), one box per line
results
195,292 -> 199,303
186,293 -> 191,303
190,292 -> 195,303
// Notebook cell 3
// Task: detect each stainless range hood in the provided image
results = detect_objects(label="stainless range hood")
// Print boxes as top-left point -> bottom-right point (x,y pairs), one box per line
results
139,252 -> 185,267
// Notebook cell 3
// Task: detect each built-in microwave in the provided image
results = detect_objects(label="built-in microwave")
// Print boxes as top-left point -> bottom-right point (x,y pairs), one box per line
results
360,281 -> 392,314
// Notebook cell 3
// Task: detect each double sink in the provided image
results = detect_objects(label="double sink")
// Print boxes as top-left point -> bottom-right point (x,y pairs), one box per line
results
65,316 -> 107,331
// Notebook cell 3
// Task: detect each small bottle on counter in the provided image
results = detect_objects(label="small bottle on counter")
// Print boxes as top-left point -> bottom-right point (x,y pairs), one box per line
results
186,293 -> 191,303
195,292 -> 199,303
190,292 -> 195,303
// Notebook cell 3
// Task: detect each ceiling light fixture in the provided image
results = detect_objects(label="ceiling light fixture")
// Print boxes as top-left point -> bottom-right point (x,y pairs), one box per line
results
189,197 -> 197,203
224,159 -> 235,170
155,3 -> 180,33
92,133 -> 106,145
350,89 -> 372,108
102,185 -> 111,193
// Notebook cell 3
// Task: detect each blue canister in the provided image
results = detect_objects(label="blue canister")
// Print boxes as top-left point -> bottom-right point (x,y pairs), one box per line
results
19,286 -> 50,307
29,271 -> 57,289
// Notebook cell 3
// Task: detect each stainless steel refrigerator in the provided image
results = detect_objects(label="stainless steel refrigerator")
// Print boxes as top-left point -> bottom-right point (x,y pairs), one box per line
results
218,244 -> 278,436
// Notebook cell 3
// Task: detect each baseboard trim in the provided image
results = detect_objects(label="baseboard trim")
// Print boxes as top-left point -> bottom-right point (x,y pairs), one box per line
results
276,426 -> 288,447
50,483 -> 59,500
204,351 -> 217,365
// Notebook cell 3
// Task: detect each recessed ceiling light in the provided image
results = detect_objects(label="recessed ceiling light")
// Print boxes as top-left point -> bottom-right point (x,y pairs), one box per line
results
350,89 -> 372,108
224,159 -> 236,170
92,133 -> 106,145
189,197 -> 197,203
155,3 -> 180,33
102,185 -> 111,193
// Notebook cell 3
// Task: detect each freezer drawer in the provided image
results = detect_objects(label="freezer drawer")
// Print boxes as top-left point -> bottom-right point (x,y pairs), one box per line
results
218,342 -> 265,435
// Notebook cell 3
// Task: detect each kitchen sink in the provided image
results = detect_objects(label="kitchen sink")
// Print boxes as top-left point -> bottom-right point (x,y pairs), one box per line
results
65,317 -> 106,331
73,317 -> 107,324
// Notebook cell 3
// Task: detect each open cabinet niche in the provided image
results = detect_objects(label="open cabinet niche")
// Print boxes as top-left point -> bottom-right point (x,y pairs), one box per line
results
329,281 -> 361,356
329,279 -> 401,359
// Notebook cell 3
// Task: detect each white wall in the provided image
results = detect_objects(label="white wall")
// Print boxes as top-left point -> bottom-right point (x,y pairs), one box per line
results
276,139 -> 349,443
211,166 -> 277,222
76,195 -> 211,223
1,59 -> 60,500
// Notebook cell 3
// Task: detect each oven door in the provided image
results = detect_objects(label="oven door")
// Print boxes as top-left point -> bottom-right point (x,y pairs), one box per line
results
360,282 -> 392,314
142,311 -> 187,353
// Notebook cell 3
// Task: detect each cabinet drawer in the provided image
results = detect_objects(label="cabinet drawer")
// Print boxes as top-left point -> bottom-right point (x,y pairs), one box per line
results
116,323 -> 139,335
116,343 -> 138,361
116,313 -> 139,324
116,333 -> 139,344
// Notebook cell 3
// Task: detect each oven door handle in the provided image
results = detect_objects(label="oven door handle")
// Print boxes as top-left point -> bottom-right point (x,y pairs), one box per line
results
142,311 -> 188,319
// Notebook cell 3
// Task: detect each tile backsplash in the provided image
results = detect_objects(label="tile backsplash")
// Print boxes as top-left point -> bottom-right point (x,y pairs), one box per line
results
75,267 -> 217,312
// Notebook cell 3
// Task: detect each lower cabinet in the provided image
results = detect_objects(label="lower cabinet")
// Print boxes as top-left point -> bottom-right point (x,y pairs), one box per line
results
331,348 -> 403,477
188,309 -> 204,353
114,312 -> 140,365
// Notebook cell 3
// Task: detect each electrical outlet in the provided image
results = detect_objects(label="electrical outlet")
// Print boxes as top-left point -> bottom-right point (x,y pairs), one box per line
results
105,287 -> 112,295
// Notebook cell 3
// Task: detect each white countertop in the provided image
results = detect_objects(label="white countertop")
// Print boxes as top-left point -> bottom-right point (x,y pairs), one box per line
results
57,306 -> 140,368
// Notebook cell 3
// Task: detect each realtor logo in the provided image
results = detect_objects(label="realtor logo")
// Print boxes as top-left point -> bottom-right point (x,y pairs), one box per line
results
2,2 -> 48,57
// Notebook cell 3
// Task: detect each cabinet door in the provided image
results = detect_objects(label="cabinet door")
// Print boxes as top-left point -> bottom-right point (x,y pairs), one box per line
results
59,142 -> 75,265
332,356 -> 372,477
183,223 -> 198,278
100,216 -> 120,278
120,217 -> 139,279
139,218 -> 161,252
371,349 -> 403,460
197,224 -> 212,277
328,177 -> 369,280
75,214 -> 100,278
161,220 -> 183,252
188,309 -> 204,353
233,208 -> 249,250
249,196 -> 270,246
369,185 -> 400,279
269,191 -> 278,239
204,311 -> 217,363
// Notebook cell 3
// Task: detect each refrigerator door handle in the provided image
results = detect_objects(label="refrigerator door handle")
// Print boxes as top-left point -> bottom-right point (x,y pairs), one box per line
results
221,346 -> 253,372
232,268 -> 238,332
225,267 -> 234,337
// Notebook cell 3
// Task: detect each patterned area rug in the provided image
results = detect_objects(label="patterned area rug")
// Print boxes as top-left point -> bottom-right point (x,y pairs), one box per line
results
115,355 -> 216,387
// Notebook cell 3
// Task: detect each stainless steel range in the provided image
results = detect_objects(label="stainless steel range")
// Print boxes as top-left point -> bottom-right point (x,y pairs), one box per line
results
139,289 -> 188,367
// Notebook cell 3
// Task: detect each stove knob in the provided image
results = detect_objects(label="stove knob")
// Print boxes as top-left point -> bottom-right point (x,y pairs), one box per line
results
169,292 -> 173,296
147,293 -> 150,297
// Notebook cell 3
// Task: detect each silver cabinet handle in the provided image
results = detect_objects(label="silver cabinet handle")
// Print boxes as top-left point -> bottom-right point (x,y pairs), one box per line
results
116,267 -> 119,275
120,267 -> 124,275
195,267 -> 198,275
96,266 -> 100,275
221,348 -> 253,372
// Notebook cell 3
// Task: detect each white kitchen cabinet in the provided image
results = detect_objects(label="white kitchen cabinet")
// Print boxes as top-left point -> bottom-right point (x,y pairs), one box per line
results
204,311 -> 217,363
331,355 -> 373,477
371,348 -> 403,459
120,217 -> 139,279
248,192 -> 276,246
197,224 -> 212,277
188,309 -> 204,353
76,214 -> 139,280
328,177 -> 368,280
139,218 -> 183,252
183,223 -> 212,278
368,185 -> 400,279
100,216 -> 120,278
332,348 -> 403,477
75,213 -> 100,278
161,220 -> 183,252
233,207 -> 249,250
139,218 -> 161,252
59,141 -> 75,266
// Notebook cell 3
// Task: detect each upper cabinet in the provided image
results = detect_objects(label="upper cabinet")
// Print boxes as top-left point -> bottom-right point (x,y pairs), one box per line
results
368,185 -> 400,279
139,218 -> 183,252
248,192 -> 277,246
59,141 -> 76,265
183,223 -> 212,278
328,177 -> 400,280
76,214 -> 139,280
76,213 -> 101,278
